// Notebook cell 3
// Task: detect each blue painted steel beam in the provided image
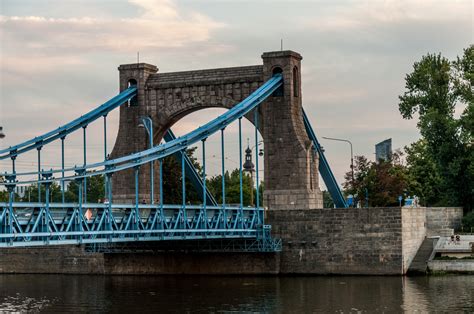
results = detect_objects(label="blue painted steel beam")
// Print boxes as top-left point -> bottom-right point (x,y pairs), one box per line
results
163,129 -> 218,206
302,109 -> 347,208
0,202 -> 280,250
5,75 -> 283,184
0,87 -> 137,160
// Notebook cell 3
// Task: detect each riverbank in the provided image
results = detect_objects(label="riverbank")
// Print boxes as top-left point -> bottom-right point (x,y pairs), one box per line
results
0,207 -> 465,275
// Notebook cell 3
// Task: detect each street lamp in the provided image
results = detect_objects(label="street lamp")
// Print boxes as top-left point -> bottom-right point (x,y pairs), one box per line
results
243,139 -> 264,206
322,136 -> 354,205
138,116 -> 154,204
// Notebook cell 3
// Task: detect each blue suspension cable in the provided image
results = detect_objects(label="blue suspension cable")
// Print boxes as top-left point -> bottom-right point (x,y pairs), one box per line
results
61,137 -> 65,204
83,126 -> 87,203
254,109 -> 260,210
37,147 -> 41,202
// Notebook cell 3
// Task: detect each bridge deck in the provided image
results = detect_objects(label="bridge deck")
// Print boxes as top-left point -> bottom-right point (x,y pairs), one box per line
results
0,203 -> 281,251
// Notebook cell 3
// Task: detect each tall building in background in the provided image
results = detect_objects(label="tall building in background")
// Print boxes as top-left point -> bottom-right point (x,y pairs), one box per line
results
375,138 -> 392,162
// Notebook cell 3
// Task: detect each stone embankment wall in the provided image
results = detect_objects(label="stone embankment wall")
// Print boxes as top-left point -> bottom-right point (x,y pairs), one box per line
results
0,247 -> 279,275
0,207 -> 461,275
425,207 -> 463,236
401,207 -> 427,273
268,207 -> 426,275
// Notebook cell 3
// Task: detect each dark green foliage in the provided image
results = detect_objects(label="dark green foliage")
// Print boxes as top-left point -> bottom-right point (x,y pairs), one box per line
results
206,169 -> 259,206
22,182 -> 63,203
461,211 -> 474,232
322,190 -> 334,208
0,191 -> 7,202
161,147 -> 202,204
399,45 -> 473,211
23,174 -> 105,203
65,174 -> 105,203
404,140 -> 443,206
343,151 -> 409,207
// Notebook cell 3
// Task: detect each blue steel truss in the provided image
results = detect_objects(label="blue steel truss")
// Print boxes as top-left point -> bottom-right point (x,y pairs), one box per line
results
164,129 -> 218,207
0,75 -> 283,250
0,202 -> 280,250
0,71 -> 344,250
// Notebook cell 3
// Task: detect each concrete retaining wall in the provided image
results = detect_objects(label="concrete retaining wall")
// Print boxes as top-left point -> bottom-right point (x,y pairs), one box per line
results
428,260 -> 474,273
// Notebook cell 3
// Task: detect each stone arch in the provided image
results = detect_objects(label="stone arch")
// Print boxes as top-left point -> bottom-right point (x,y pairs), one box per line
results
112,51 -> 323,208
152,95 -> 261,144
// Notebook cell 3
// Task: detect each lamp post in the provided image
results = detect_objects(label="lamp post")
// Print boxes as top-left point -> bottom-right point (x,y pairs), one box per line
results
322,136 -> 354,205
243,139 -> 255,206
138,116 -> 154,204
243,140 -> 263,206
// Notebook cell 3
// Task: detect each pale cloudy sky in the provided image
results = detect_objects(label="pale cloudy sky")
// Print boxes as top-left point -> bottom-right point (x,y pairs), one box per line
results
0,0 -> 472,188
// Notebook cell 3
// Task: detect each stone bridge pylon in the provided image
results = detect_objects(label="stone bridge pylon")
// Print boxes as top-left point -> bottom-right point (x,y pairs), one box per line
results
110,50 -> 323,209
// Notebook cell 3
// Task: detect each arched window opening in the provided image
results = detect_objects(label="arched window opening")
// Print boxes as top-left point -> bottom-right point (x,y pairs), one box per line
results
293,66 -> 299,97
127,79 -> 138,107
272,67 -> 283,97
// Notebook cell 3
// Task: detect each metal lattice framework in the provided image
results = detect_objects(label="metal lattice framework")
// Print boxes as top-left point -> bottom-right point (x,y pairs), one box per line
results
0,75 -> 284,250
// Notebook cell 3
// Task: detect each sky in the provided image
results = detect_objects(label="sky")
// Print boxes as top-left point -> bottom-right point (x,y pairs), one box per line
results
0,0 -> 472,189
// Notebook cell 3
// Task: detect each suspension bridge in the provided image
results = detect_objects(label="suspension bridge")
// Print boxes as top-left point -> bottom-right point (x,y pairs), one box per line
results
0,50 -> 346,251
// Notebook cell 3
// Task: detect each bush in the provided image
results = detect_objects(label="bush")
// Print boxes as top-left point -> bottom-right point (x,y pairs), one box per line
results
461,211 -> 474,232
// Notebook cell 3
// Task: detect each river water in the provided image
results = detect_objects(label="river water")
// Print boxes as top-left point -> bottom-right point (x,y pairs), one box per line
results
0,275 -> 473,312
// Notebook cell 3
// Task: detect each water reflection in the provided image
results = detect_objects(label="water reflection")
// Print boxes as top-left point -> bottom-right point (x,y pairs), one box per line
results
0,275 -> 473,312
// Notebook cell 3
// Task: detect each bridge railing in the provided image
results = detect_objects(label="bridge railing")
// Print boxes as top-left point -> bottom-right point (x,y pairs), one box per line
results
0,202 -> 275,248
1,74 -> 284,251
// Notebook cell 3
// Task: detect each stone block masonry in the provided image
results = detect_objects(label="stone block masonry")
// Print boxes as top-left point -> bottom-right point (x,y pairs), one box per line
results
401,207 -> 426,273
110,50 -> 323,209
268,207 -> 417,275
1,207 -> 448,275
425,207 -> 463,236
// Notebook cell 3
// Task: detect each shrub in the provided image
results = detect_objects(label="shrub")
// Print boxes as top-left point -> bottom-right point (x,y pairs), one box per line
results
461,211 -> 474,232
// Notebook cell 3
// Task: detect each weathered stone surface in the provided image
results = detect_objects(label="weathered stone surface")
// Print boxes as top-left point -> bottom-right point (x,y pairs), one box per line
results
0,207 -> 463,275
110,50 -> 323,209
428,260 -> 474,274
401,207 -> 426,273
425,207 -> 463,236
0,246 -> 104,274
268,207 -> 408,275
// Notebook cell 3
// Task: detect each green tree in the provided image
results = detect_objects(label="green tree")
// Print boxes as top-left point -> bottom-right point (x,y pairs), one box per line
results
322,190 -> 334,208
343,152 -> 409,207
207,169 -> 258,206
65,174 -> 105,203
404,139 -> 443,206
0,175 -> 7,202
161,147 -> 202,204
399,45 -> 473,211
22,182 -> 63,203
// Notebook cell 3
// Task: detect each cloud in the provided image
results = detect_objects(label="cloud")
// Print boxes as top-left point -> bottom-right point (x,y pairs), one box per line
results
303,0 -> 471,31
0,0 -> 223,55
1,0 -> 471,185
